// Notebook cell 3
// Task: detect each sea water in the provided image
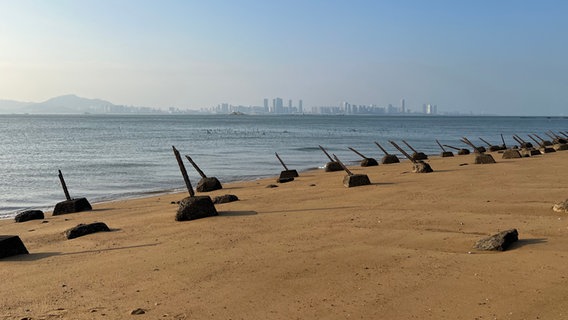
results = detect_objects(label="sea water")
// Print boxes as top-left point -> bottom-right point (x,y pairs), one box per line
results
1,114 -> 566,219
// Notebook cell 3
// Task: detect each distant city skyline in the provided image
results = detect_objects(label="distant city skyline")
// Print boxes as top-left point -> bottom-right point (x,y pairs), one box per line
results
0,93 -> 513,116
207,97 -> 442,115
1,1 -> 567,116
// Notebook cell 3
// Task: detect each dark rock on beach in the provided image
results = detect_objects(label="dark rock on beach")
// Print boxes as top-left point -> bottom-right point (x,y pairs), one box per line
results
474,146 -> 487,153
15,210 -> 44,223
474,154 -> 496,164
65,222 -> 111,239
411,152 -> 428,161
521,148 -> 542,157
279,169 -> 299,179
553,137 -> 567,145
277,177 -> 294,183
474,229 -> 518,251
130,308 -> 146,315
324,161 -> 343,172
343,174 -> 371,187
488,145 -> 504,152
0,235 -> 29,258
53,198 -> 92,215
380,154 -> 400,164
502,149 -> 522,159
196,177 -> 223,192
213,194 -> 239,204
175,196 -> 218,221
413,161 -> 433,173
541,147 -> 556,153
360,158 -> 379,167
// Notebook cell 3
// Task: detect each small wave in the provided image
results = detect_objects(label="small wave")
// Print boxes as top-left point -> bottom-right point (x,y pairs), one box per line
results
294,147 -> 321,152
87,188 -> 185,205
0,205 -> 53,220
0,206 -> 26,218
83,162 -> 158,169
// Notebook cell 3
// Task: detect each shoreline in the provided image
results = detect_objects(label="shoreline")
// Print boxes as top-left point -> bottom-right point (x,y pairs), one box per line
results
0,150 -> 554,219
0,166 -> 327,220
2,151 -> 568,319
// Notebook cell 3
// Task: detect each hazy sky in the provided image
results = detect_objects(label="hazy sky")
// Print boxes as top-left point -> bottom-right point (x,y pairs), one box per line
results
1,1 -> 567,115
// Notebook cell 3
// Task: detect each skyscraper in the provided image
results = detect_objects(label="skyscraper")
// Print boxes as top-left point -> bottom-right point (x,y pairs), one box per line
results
298,99 -> 303,113
400,98 -> 405,114
274,97 -> 284,114
263,98 -> 269,113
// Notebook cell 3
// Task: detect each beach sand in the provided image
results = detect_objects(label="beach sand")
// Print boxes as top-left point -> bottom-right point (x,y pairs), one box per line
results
1,151 -> 567,319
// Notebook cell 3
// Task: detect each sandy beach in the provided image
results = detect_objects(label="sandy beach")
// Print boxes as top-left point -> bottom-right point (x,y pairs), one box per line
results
1,150 -> 568,319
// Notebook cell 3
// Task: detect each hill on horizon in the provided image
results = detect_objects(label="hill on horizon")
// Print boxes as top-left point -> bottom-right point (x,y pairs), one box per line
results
0,94 -> 159,114
25,94 -> 116,114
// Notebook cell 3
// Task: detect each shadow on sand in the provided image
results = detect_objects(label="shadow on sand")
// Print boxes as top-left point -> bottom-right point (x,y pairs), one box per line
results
1,251 -> 61,261
1,242 -> 162,262
217,211 -> 257,217
509,238 -> 548,250
369,182 -> 395,186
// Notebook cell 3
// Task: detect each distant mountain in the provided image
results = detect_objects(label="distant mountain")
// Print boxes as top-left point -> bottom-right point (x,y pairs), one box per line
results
24,94 -> 117,113
0,94 -> 163,114
0,99 -> 34,113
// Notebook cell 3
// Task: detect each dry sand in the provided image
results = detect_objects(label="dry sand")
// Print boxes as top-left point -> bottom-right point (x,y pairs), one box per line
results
1,151 -> 568,319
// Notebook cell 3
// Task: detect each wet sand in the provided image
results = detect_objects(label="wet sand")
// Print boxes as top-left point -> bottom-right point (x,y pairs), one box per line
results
1,151 -> 568,319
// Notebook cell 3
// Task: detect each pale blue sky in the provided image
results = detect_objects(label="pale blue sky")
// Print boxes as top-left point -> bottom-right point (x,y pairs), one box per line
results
1,0 -> 567,115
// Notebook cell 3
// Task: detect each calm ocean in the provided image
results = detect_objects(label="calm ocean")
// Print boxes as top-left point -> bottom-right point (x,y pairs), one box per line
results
1,114 -> 566,219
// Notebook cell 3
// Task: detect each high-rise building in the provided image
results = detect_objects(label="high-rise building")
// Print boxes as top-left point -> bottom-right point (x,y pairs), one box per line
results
424,104 -> 438,114
298,99 -> 303,113
263,98 -> 269,113
340,101 -> 348,113
400,98 -> 405,114
274,97 -> 284,114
